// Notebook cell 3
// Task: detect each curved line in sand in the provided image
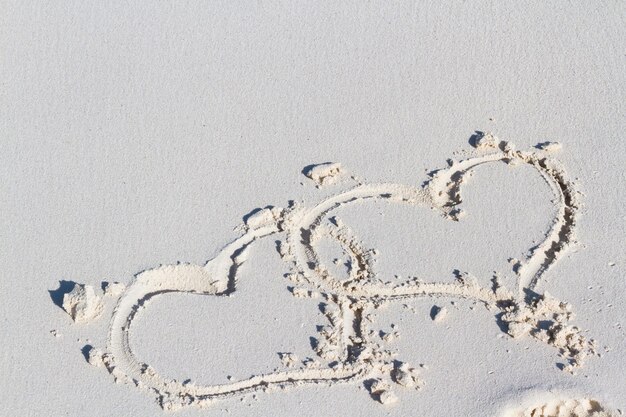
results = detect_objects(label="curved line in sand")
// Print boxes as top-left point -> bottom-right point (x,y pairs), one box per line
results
287,149 -> 578,301
93,140 -> 585,410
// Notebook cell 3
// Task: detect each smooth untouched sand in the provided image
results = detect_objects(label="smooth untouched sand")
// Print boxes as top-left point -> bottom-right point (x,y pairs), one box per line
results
1,2 -> 625,416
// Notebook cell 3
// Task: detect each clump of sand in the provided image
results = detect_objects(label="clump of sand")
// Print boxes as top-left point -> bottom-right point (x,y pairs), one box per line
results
504,397 -> 616,417
501,293 -> 597,372
62,283 -> 103,323
102,281 -> 126,297
303,162 -> 342,186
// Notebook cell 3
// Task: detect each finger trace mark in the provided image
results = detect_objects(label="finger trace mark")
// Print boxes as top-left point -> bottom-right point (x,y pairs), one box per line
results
57,133 -> 598,411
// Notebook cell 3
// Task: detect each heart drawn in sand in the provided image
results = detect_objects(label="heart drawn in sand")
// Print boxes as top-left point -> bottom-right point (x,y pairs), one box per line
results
59,133 -> 596,411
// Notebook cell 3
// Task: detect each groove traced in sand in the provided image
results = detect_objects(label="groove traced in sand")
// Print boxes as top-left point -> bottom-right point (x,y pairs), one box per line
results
60,134 -> 600,411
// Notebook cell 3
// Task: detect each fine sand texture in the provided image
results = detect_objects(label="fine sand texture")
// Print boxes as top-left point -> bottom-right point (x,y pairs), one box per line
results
1,2 -> 625,417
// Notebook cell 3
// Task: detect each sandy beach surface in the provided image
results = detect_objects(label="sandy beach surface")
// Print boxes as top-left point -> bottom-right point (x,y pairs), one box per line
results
1,2 -> 625,416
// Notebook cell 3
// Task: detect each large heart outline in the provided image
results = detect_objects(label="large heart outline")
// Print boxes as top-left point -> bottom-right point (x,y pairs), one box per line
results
82,133 -> 590,411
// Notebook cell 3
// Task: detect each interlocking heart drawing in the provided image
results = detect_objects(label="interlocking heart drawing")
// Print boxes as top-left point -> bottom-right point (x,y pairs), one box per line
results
57,133 -> 600,411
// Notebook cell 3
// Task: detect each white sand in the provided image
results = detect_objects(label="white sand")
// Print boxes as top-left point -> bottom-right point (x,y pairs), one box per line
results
1,2 -> 625,416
